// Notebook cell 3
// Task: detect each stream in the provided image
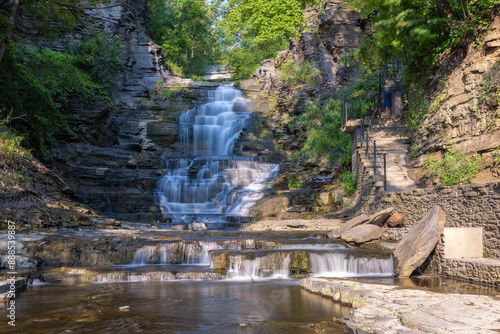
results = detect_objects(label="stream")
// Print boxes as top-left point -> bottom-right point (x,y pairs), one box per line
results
2,84 -> 497,333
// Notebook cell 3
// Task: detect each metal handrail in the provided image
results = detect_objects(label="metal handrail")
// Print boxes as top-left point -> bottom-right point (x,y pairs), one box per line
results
359,115 -> 387,192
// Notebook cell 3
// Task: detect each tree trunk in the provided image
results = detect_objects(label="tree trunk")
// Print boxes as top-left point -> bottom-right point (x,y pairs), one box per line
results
0,0 -> 20,63
189,31 -> 196,74
434,0 -> 456,19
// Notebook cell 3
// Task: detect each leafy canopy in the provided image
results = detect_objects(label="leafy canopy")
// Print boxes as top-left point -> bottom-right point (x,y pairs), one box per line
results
148,0 -> 220,77
345,0 -> 497,75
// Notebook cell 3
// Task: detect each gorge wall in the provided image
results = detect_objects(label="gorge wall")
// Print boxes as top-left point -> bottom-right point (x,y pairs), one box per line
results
411,5 -> 500,170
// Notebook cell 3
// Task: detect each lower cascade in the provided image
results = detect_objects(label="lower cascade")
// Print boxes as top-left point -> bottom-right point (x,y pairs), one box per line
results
156,85 -> 278,227
131,242 -> 395,280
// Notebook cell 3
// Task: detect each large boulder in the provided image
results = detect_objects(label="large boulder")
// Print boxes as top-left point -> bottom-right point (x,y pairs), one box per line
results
393,206 -> 446,277
385,213 -> 405,228
368,207 -> 394,226
341,224 -> 385,244
328,214 -> 369,239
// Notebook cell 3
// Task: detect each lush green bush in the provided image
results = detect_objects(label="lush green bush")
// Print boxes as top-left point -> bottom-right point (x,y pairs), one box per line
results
279,59 -> 321,86
0,119 -> 32,187
423,143 -> 483,186
287,174 -> 303,189
291,99 -> 351,164
71,33 -> 124,90
340,171 -> 356,195
404,89 -> 430,130
346,0 -> 497,82
0,36 -> 123,154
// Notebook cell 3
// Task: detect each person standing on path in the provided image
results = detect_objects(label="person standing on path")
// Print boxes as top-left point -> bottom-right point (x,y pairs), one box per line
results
384,86 -> 392,118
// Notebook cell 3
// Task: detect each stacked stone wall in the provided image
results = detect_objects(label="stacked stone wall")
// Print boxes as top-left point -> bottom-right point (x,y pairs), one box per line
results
361,181 -> 500,258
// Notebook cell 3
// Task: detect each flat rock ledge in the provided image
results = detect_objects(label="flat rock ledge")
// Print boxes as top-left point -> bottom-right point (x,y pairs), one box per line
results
243,219 -> 344,231
300,277 -> 500,333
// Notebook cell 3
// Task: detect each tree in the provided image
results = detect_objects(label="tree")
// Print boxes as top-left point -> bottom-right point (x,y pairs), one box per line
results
214,0 -> 316,79
148,0 -> 220,77
345,0 -> 497,75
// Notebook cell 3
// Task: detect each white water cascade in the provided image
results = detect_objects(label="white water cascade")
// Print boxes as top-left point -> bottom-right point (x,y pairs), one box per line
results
309,253 -> 394,277
157,86 -> 279,227
132,242 -> 219,265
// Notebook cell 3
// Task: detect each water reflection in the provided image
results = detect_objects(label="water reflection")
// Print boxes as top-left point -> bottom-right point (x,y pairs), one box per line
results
0,281 -> 349,333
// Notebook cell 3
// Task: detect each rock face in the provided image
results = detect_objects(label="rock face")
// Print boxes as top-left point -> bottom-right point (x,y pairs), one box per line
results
341,224 -> 385,244
412,5 -> 500,173
328,214 -> 369,239
367,207 -> 394,226
393,206 -> 446,277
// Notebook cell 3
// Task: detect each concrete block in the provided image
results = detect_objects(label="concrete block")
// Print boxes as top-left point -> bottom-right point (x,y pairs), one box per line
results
442,227 -> 483,259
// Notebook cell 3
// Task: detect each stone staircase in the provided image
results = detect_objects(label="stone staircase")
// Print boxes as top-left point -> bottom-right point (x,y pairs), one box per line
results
358,116 -> 416,196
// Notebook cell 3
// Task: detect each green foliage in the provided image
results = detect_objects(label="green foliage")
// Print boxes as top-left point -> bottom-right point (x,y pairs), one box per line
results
71,32 -> 124,90
431,92 -> 449,113
291,99 -> 351,164
481,74 -> 492,102
287,174 -> 303,189
340,171 -> 356,195
404,90 -> 430,130
148,0 -> 220,77
214,0 -> 319,79
345,0 -> 497,81
0,118 -> 32,187
494,146 -> 500,165
0,38 -> 123,153
423,141 -> 483,186
279,59 -> 321,86
339,69 -> 382,117
154,79 -> 172,101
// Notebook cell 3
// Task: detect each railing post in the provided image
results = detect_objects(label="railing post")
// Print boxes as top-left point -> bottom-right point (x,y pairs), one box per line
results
365,134 -> 369,160
373,140 -> 377,175
383,153 -> 387,192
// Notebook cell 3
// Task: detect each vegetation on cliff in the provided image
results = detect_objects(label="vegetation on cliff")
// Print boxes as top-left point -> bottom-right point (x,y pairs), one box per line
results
0,1 -> 124,154
346,0 -> 497,78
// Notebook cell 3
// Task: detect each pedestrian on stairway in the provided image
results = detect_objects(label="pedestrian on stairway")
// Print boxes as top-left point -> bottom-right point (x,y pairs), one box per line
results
384,86 -> 392,118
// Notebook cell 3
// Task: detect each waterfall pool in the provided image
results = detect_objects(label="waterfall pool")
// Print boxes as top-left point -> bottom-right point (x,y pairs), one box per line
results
0,280 -> 349,334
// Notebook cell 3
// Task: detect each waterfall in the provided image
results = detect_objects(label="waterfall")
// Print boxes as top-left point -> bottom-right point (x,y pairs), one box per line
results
309,253 -> 394,277
227,253 -> 291,279
157,85 -> 279,227
132,242 -> 219,265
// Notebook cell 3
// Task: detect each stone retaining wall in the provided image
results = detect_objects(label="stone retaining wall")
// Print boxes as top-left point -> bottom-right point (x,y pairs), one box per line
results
439,258 -> 500,286
361,181 -> 500,258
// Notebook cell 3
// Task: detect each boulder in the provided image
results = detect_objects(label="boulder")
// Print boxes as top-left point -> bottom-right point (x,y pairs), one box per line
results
328,214 -> 369,239
393,206 -> 446,277
368,207 -> 394,226
341,224 -> 385,244
211,252 -> 229,270
184,223 -> 208,231
385,213 -> 405,228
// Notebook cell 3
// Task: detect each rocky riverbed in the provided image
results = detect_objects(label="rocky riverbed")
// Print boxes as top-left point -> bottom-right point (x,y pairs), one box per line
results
301,277 -> 500,333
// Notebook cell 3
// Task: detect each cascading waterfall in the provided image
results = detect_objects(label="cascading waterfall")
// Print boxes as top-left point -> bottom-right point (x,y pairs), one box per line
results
157,85 -> 279,227
133,242 -> 219,265
227,254 -> 292,279
309,253 -> 394,277
131,243 -> 394,279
